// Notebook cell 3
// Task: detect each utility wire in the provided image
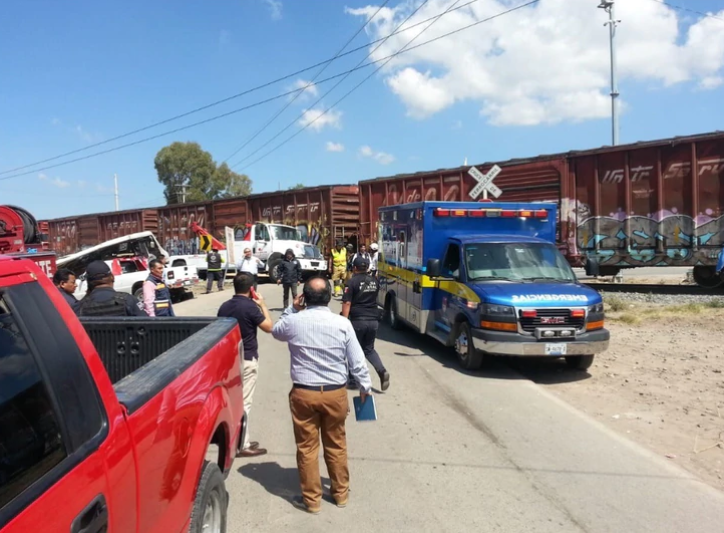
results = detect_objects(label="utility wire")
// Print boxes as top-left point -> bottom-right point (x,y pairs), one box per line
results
0,0 -> 483,177
229,0 -> 434,170
648,0 -> 724,22
221,0 -> 391,165
240,0 -> 540,172
0,0 -> 499,183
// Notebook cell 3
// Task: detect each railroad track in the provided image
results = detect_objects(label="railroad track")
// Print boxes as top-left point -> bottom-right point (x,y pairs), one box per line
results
583,283 -> 724,296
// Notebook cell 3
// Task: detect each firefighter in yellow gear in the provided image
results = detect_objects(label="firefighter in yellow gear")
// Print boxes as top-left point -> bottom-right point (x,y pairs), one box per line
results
330,242 -> 347,297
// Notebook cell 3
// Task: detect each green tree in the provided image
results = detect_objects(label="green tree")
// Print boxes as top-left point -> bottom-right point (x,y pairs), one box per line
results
213,162 -> 252,199
288,183 -> 306,190
154,142 -> 253,204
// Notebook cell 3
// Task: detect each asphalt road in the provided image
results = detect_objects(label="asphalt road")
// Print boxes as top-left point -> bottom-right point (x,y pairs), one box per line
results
176,282 -> 724,533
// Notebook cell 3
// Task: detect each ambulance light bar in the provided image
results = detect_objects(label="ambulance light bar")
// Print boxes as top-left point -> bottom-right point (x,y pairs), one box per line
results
433,208 -> 548,219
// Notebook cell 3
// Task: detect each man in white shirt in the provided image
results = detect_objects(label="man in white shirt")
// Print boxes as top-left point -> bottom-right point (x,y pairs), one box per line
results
236,247 -> 264,290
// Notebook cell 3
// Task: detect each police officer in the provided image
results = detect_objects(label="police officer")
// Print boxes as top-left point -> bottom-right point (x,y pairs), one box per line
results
75,260 -> 148,317
142,259 -> 175,316
205,247 -> 225,294
341,255 -> 390,391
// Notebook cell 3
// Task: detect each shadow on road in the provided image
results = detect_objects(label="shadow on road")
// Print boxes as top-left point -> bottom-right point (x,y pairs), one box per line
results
238,461 -> 331,503
377,322 -> 591,385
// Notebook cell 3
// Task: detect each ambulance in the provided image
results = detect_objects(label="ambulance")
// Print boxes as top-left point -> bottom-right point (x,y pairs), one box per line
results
377,201 -> 609,371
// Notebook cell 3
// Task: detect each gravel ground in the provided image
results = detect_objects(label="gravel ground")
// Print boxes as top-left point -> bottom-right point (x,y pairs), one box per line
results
601,292 -> 724,306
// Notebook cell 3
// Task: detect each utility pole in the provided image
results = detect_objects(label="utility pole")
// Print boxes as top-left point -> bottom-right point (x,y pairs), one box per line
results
599,0 -> 621,145
175,183 -> 188,204
114,173 -> 120,211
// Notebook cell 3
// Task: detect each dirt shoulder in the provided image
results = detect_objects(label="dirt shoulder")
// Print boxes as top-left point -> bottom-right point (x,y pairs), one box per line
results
541,299 -> 724,491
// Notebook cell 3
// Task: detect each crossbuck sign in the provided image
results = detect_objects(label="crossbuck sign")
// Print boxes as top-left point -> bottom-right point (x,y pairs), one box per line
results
468,164 -> 502,200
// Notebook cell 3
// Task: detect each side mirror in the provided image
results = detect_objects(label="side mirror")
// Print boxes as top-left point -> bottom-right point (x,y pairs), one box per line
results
426,258 -> 441,278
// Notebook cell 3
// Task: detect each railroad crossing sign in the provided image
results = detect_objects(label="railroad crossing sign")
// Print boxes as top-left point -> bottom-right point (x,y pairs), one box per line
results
468,164 -> 502,200
199,234 -> 212,251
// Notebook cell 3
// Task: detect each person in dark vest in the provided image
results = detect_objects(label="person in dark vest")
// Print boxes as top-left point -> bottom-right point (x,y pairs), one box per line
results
142,259 -> 175,317
205,247 -> 225,294
276,249 -> 303,309
76,260 -> 148,317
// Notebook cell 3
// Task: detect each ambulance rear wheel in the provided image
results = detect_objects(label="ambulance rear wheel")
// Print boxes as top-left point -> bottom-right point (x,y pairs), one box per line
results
455,322 -> 483,370
387,296 -> 403,330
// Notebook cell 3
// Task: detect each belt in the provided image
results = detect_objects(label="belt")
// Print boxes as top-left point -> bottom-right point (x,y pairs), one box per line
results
292,383 -> 345,392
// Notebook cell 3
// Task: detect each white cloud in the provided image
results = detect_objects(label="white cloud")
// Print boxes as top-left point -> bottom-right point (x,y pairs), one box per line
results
39,173 -> 70,188
290,79 -> 319,101
359,145 -> 395,165
263,0 -> 282,20
347,0 -> 724,126
299,107 -> 342,132
326,141 -> 345,152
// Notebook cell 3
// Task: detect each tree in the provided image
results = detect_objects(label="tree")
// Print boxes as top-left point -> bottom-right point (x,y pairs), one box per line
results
214,163 -> 252,199
288,183 -> 306,190
154,142 -> 253,204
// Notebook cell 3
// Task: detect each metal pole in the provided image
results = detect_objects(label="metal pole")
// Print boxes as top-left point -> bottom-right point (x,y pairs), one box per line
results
114,173 -> 119,210
599,1 -> 621,145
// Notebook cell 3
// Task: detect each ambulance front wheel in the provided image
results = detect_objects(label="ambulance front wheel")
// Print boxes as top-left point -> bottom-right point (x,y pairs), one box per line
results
455,322 -> 483,370
386,295 -> 403,330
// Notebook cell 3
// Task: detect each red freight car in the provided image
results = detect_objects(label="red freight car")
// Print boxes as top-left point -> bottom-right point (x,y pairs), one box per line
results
359,131 -> 724,287
157,201 -> 212,256
212,185 -> 359,256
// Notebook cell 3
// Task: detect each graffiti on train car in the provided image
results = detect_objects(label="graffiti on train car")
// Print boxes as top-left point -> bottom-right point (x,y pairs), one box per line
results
159,209 -> 207,255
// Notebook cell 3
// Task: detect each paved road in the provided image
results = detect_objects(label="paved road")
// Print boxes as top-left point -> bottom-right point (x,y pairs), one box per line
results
176,283 -> 724,532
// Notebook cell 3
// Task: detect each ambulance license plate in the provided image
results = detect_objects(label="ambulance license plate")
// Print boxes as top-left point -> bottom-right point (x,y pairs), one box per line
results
545,343 -> 567,356
184,280 -> 191,286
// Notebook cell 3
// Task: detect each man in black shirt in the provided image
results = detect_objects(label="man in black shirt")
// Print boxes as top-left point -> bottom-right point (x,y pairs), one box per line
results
276,248 -> 303,309
218,272 -> 273,457
75,260 -> 148,317
341,255 -> 390,391
53,268 -> 79,310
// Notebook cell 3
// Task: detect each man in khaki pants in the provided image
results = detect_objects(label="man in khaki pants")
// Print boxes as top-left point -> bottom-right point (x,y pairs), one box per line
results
217,272 -> 273,457
272,277 -> 372,514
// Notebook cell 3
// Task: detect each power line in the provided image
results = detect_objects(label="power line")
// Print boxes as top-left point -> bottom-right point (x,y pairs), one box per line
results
0,0 -> 500,183
240,0 -> 540,172
648,0 -> 724,22
229,0 -> 435,169
221,0 -> 392,165
0,0 -> 483,177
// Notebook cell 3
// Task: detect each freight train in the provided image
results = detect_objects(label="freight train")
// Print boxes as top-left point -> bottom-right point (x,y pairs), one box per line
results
40,130 -> 724,287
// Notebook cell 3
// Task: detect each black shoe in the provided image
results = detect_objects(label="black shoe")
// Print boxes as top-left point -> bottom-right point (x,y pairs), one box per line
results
379,371 -> 390,391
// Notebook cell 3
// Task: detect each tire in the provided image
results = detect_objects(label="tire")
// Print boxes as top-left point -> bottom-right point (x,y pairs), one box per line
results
189,461 -> 228,533
132,283 -> 143,300
387,295 -> 403,330
693,266 -> 723,289
171,259 -> 187,267
565,355 -> 594,371
455,322 -> 483,370
267,255 -> 282,283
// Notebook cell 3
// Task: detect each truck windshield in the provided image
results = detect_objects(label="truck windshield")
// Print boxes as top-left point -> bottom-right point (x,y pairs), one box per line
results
303,245 -> 322,259
268,225 -> 300,241
464,242 -> 576,282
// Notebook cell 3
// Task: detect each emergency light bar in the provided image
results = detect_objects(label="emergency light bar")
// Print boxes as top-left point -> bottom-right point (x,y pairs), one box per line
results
433,208 -> 548,219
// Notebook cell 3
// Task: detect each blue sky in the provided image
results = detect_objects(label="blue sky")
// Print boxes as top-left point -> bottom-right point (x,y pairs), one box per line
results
1,0 -> 723,220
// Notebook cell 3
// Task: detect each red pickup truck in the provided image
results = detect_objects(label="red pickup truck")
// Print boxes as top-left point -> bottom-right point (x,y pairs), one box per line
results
0,256 -> 245,532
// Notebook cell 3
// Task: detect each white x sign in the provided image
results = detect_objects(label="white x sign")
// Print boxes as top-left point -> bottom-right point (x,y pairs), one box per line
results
468,164 -> 502,199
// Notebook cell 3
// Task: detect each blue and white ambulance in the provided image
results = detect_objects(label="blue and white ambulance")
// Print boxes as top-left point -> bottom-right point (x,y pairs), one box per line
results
377,201 -> 609,371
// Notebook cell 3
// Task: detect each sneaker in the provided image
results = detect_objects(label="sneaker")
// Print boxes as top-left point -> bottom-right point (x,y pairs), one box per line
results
379,371 -> 390,391
291,497 -> 320,514
334,497 -> 348,508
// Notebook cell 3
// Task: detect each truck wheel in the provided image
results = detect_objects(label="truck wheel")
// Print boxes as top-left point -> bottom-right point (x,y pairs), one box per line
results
189,461 -> 228,533
132,283 -> 143,300
455,322 -> 483,370
693,266 -> 723,288
565,355 -> 594,371
387,296 -> 402,330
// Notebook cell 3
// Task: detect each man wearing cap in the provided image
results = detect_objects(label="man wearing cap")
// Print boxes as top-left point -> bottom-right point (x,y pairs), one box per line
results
205,247 -> 225,294
342,255 -> 390,391
75,260 -> 148,317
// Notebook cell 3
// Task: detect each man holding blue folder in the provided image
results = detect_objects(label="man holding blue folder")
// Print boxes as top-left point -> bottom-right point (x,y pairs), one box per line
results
272,277 -> 372,515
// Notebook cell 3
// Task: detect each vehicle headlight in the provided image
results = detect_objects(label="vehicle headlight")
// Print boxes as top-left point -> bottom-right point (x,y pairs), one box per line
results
480,303 -> 515,316
588,302 -> 604,313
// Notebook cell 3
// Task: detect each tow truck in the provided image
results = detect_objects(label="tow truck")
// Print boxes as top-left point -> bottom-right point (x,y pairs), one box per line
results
378,201 -> 610,371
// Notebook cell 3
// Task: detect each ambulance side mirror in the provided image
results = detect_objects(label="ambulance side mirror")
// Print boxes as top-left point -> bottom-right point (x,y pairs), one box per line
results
426,258 -> 442,278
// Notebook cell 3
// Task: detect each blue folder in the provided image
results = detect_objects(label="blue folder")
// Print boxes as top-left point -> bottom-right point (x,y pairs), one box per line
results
353,395 -> 377,422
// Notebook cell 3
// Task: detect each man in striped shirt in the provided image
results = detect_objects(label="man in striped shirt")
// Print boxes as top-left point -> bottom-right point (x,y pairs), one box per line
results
272,277 -> 372,514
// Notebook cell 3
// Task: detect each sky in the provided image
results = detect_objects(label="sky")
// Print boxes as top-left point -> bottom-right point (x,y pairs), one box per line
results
1,0 -> 724,220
